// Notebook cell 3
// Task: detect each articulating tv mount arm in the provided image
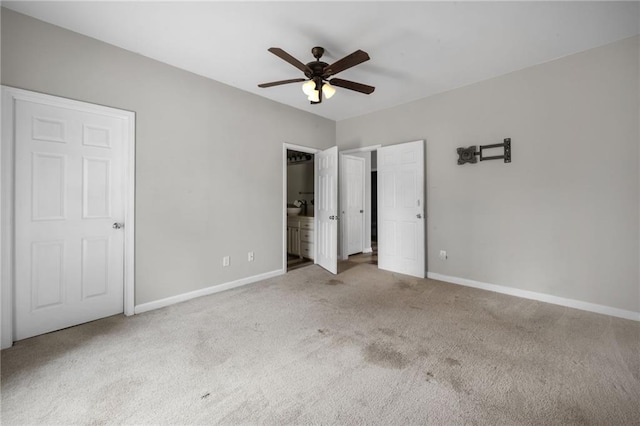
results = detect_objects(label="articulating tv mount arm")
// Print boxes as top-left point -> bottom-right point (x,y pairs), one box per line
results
457,138 -> 511,165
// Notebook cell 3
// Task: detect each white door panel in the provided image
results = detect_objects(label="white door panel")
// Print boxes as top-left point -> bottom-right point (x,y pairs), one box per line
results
378,140 -> 425,278
344,155 -> 365,256
14,99 -> 125,340
316,146 -> 338,274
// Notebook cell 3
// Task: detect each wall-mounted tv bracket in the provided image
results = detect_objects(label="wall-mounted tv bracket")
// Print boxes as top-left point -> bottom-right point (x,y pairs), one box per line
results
457,138 -> 511,165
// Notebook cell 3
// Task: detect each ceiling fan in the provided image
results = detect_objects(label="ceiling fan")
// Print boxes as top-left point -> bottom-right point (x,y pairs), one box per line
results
258,46 -> 375,104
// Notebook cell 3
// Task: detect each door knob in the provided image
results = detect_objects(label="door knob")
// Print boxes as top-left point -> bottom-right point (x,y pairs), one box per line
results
360,210 -> 364,213
112,222 -> 124,229
416,214 -> 422,219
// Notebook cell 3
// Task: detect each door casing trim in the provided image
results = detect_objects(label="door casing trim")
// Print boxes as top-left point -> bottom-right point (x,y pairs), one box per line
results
1,86 -> 136,349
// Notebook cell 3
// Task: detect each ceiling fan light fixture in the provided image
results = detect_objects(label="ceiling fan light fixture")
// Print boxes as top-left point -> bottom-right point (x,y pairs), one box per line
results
322,82 -> 336,99
301,79 -> 316,96
307,90 -> 320,103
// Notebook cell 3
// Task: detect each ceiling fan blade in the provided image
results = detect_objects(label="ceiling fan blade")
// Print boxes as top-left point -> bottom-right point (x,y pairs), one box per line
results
258,78 -> 306,88
322,50 -> 370,78
268,48 -> 312,76
329,78 -> 375,95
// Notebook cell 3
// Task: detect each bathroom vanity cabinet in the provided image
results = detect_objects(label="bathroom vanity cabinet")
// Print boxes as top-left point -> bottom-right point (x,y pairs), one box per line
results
287,216 -> 314,260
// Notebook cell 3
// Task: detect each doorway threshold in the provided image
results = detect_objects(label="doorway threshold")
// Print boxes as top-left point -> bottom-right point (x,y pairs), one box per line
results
287,255 -> 313,272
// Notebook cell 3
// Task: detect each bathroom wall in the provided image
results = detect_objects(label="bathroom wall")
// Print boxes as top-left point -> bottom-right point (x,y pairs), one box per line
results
287,158 -> 314,213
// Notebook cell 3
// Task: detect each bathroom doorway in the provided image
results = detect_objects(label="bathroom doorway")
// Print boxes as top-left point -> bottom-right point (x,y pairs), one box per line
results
285,147 -> 316,271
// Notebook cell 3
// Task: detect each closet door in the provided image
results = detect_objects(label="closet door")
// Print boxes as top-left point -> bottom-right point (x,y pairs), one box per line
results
13,97 -> 126,340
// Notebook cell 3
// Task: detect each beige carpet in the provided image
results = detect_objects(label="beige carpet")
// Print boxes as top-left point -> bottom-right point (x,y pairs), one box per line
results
2,257 -> 639,425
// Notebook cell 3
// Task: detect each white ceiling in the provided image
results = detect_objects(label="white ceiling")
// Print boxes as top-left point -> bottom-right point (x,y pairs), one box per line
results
4,1 -> 639,121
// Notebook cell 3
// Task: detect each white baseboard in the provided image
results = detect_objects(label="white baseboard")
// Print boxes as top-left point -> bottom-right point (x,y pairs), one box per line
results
134,269 -> 285,314
427,272 -> 640,322
363,247 -> 373,254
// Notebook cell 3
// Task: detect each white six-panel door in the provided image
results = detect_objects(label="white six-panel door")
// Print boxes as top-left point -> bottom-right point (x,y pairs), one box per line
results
344,155 -> 365,256
13,98 -> 126,340
316,146 -> 338,274
377,140 -> 425,278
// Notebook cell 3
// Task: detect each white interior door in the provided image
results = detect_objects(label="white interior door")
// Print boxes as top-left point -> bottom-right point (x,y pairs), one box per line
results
344,155 -> 365,255
377,140 -> 425,278
316,146 -> 338,274
14,98 -> 126,340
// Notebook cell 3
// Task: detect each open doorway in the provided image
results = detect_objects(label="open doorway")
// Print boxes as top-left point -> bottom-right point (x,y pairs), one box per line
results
286,148 -> 315,271
283,143 -> 339,275
340,148 -> 378,262
376,140 -> 425,277
340,140 -> 424,278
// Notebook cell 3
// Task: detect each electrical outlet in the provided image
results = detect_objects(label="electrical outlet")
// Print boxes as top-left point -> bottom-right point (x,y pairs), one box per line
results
223,256 -> 230,267
439,250 -> 447,260
248,251 -> 254,262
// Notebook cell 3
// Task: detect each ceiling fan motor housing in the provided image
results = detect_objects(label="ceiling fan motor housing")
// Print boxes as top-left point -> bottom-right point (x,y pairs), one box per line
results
306,61 -> 329,79
306,47 -> 328,79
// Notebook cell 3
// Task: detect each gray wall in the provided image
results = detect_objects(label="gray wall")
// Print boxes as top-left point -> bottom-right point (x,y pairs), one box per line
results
337,36 -> 640,313
3,8 -> 638,315
1,9 -> 335,304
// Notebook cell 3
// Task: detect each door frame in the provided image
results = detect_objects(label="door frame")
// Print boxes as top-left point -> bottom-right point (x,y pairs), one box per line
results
1,86 -> 136,349
339,145 -> 380,260
282,143 -> 319,272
